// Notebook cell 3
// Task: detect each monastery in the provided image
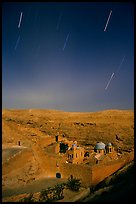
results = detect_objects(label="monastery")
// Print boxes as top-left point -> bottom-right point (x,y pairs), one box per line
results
15,132 -> 134,187
46,134 -> 117,165
65,141 -> 115,164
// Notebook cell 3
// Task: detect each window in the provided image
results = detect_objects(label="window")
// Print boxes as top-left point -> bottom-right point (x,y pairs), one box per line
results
81,152 -> 82,156
72,154 -> 73,158
76,153 -> 77,158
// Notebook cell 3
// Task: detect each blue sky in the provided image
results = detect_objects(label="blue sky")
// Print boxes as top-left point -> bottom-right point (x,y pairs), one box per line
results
2,2 -> 134,112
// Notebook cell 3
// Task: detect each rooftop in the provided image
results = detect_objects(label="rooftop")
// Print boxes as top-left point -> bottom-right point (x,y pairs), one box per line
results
94,142 -> 106,150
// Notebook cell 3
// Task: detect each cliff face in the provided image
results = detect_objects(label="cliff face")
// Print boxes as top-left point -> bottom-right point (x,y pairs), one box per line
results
2,109 -> 134,152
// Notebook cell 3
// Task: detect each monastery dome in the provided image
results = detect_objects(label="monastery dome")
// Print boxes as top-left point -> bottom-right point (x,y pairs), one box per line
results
106,142 -> 112,147
95,142 -> 105,150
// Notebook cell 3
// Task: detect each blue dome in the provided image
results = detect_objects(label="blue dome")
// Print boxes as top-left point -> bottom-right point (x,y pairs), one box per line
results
106,143 -> 112,147
72,143 -> 77,147
95,142 -> 105,150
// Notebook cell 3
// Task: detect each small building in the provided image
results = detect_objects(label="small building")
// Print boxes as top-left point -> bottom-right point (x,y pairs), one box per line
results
105,143 -> 114,153
94,142 -> 106,154
66,143 -> 84,164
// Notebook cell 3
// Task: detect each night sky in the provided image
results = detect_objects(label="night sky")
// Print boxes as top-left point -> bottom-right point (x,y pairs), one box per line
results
2,2 -> 134,112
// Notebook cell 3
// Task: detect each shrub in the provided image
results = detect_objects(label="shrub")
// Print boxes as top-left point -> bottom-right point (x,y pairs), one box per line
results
53,183 -> 65,200
39,189 -> 50,202
39,184 -> 65,202
21,193 -> 35,202
66,176 -> 81,191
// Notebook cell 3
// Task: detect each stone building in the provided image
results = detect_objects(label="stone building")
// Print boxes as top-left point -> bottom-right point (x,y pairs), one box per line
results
94,142 -> 114,155
105,143 -> 114,153
66,143 -> 84,164
94,142 -> 106,154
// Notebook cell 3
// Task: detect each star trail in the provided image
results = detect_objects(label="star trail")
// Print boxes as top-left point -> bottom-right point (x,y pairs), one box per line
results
2,2 -> 134,112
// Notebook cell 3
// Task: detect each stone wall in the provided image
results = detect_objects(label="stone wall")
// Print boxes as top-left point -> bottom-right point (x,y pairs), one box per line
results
39,152 -> 58,177
91,151 -> 134,186
59,151 -> 134,187
59,163 -> 92,187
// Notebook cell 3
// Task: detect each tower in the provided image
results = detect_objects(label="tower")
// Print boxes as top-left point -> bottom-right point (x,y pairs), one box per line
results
106,143 -> 113,153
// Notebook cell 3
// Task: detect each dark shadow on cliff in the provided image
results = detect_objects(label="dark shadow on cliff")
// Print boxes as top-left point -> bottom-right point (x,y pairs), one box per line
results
82,160 -> 134,203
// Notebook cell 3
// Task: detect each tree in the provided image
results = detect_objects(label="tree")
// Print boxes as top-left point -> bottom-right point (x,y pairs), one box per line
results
66,175 -> 81,191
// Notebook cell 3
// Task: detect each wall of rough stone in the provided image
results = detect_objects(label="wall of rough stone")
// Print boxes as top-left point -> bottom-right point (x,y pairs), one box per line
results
39,152 -> 58,177
59,151 -> 134,187
91,151 -> 134,186
59,163 -> 92,187
32,149 -> 134,186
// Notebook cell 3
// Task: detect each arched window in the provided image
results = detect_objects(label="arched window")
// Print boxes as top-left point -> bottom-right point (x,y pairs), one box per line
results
84,152 -> 89,157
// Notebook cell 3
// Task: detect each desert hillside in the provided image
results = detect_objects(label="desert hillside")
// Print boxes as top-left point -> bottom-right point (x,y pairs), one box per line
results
2,109 -> 134,201
2,109 -> 134,152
